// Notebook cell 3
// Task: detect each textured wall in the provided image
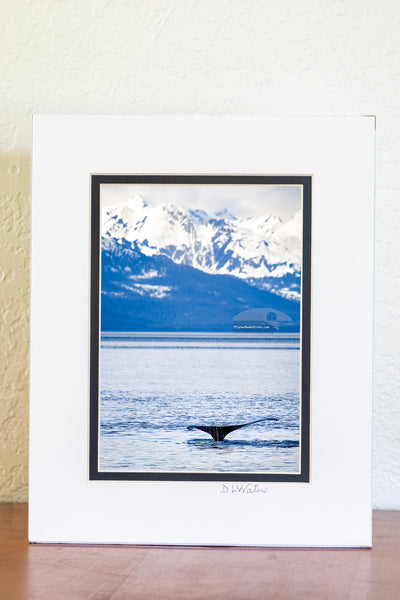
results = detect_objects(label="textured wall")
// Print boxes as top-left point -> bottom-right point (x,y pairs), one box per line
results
1,0 -> 399,507
0,155 -> 30,501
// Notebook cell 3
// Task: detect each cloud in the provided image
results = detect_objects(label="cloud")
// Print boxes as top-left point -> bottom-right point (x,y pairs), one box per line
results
101,183 -> 301,220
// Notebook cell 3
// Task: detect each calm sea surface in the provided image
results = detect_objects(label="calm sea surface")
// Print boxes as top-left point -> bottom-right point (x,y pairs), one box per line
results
99,332 -> 301,474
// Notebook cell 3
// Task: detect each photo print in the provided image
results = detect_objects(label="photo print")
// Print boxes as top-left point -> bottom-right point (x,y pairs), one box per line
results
90,175 -> 311,482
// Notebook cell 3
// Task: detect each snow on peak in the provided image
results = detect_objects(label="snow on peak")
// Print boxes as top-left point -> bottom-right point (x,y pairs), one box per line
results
126,194 -> 147,210
214,208 -> 237,221
102,197 -> 302,281
189,209 -> 209,224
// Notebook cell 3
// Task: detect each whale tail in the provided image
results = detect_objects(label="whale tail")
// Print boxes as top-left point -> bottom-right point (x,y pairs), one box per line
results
187,417 -> 279,442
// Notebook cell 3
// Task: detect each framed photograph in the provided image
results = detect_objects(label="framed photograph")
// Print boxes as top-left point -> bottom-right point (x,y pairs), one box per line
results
90,175 -> 311,482
30,115 -> 374,546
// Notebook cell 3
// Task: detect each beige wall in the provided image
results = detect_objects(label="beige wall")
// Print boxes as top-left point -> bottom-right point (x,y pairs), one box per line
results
0,155 -> 30,500
1,0 -> 400,507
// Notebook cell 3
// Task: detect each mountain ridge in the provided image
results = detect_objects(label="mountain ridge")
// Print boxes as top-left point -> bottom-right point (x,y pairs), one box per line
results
102,195 -> 302,300
100,238 -> 300,332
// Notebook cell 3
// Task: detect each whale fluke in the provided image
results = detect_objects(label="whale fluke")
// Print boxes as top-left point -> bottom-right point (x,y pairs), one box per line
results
187,417 -> 279,442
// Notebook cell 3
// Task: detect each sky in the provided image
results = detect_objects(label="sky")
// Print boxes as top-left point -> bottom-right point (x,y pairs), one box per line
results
101,183 -> 301,220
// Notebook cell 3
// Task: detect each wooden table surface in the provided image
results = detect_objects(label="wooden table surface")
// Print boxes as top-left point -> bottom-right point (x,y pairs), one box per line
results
0,504 -> 399,599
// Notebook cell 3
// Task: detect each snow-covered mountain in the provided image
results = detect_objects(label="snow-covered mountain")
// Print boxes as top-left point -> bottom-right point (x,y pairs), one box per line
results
102,195 -> 302,300
101,238 -> 301,332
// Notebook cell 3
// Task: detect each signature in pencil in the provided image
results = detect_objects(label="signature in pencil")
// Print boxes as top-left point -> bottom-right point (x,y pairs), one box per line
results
220,483 -> 268,495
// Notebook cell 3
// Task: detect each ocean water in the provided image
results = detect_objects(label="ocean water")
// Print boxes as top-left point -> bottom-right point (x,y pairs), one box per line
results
99,332 -> 301,474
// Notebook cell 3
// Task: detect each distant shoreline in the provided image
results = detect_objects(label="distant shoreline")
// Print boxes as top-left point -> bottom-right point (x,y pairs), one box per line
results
101,330 -> 301,338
